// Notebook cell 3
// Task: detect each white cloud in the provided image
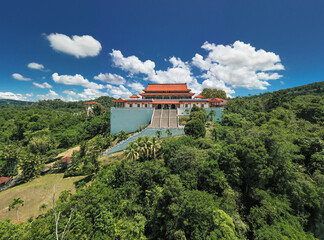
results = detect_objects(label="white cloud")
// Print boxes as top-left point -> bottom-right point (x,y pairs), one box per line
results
33,82 -> 52,88
0,92 -> 31,101
12,73 -> 31,81
106,84 -> 132,99
110,50 -> 155,78
127,82 -> 144,92
192,41 -> 284,92
37,90 -> 62,100
52,73 -> 104,89
62,88 -> 107,101
28,62 -> 44,70
151,57 -> 194,84
46,33 -> 102,58
110,41 -> 284,97
94,73 -> 126,85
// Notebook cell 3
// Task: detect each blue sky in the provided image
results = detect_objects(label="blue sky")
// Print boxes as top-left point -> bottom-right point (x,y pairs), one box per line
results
0,0 -> 323,101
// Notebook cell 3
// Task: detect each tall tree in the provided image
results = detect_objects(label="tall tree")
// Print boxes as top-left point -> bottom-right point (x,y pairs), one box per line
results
201,88 -> 227,99
8,198 -> 24,221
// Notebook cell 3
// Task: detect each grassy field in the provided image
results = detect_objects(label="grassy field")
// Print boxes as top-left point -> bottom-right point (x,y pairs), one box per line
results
0,173 -> 85,221
0,143 -> 124,222
99,151 -> 125,166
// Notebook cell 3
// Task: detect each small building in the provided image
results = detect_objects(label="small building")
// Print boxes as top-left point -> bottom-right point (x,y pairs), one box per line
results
84,101 -> 100,115
0,177 -> 11,185
61,156 -> 72,163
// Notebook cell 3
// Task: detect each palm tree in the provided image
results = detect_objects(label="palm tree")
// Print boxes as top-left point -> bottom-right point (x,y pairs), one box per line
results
8,197 -> 24,221
150,136 -> 161,159
208,110 -> 215,121
155,130 -> 162,139
39,203 -> 48,214
211,128 -> 217,141
165,129 -> 172,137
124,142 -> 139,161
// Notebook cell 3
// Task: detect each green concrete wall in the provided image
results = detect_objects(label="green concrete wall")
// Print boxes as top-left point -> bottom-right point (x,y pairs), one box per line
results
111,108 -> 154,134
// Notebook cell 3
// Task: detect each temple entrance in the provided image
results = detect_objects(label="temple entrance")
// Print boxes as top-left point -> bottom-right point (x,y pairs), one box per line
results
171,104 -> 176,109
163,104 -> 169,109
156,104 -> 162,109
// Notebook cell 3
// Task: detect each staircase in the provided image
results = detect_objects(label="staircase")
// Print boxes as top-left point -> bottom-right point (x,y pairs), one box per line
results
161,108 -> 169,128
169,109 -> 178,128
151,109 -> 161,128
149,108 -> 179,128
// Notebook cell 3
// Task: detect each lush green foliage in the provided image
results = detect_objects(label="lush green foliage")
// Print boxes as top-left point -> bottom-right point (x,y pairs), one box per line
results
201,88 -> 227,99
0,101 -> 111,181
184,107 -> 207,138
0,82 -> 323,239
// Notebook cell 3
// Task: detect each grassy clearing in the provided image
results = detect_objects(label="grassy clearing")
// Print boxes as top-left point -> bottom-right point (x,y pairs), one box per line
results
0,173 -> 84,222
99,151 -> 125,167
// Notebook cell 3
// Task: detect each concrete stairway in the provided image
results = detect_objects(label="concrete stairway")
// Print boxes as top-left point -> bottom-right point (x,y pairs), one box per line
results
151,109 -> 161,128
161,108 -> 169,128
169,109 -> 178,128
150,108 -> 179,128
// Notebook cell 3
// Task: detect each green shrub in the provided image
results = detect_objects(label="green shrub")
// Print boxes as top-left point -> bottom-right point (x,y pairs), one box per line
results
184,119 -> 206,138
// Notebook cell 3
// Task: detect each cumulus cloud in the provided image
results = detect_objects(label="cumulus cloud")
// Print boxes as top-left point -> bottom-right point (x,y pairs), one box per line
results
28,62 -> 44,70
127,82 -> 144,92
0,91 -> 32,101
106,84 -> 132,99
94,73 -> 126,85
52,73 -> 104,89
12,73 -> 31,81
37,90 -> 62,100
151,57 -> 194,84
192,41 -> 284,92
62,88 -> 106,101
46,33 -> 102,58
110,50 -> 155,78
33,82 -> 52,89
110,41 -> 284,96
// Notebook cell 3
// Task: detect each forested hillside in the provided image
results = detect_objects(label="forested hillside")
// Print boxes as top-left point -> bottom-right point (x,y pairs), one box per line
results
0,83 -> 323,239
0,100 -> 111,181
0,99 -> 33,107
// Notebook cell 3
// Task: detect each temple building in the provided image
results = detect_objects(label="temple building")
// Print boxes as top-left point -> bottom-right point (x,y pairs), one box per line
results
110,83 -> 228,134
113,83 -> 228,109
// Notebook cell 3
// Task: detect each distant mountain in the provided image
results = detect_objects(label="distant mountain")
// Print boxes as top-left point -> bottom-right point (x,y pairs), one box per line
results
248,81 -> 324,99
0,99 -> 33,107
30,96 -> 115,111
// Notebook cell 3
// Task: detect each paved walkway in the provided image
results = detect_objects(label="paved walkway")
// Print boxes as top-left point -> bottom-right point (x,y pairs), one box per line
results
102,127 -> 185,156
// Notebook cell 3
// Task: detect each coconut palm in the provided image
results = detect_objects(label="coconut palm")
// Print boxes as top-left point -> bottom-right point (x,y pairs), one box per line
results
165,129 -> 172,137
9,197 -> 24,221
150,136 -> 161,159
211,128 -> 217,141
155,130 -> 162,139
124,142 -> 140,161
208,110 -> 215,121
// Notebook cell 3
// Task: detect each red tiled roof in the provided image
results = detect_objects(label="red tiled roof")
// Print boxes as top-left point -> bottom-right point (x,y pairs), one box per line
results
152,100 -> 180,104
61,157 -> 72,163
85,101 -> 100,105
208,98 -> 228,102
0,177 -> 11,184
113,98 -> 126,102
129,94 -> 140,98
195,94 -> 205,99
140,92 -> 194,96
143,83 -> 191,92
